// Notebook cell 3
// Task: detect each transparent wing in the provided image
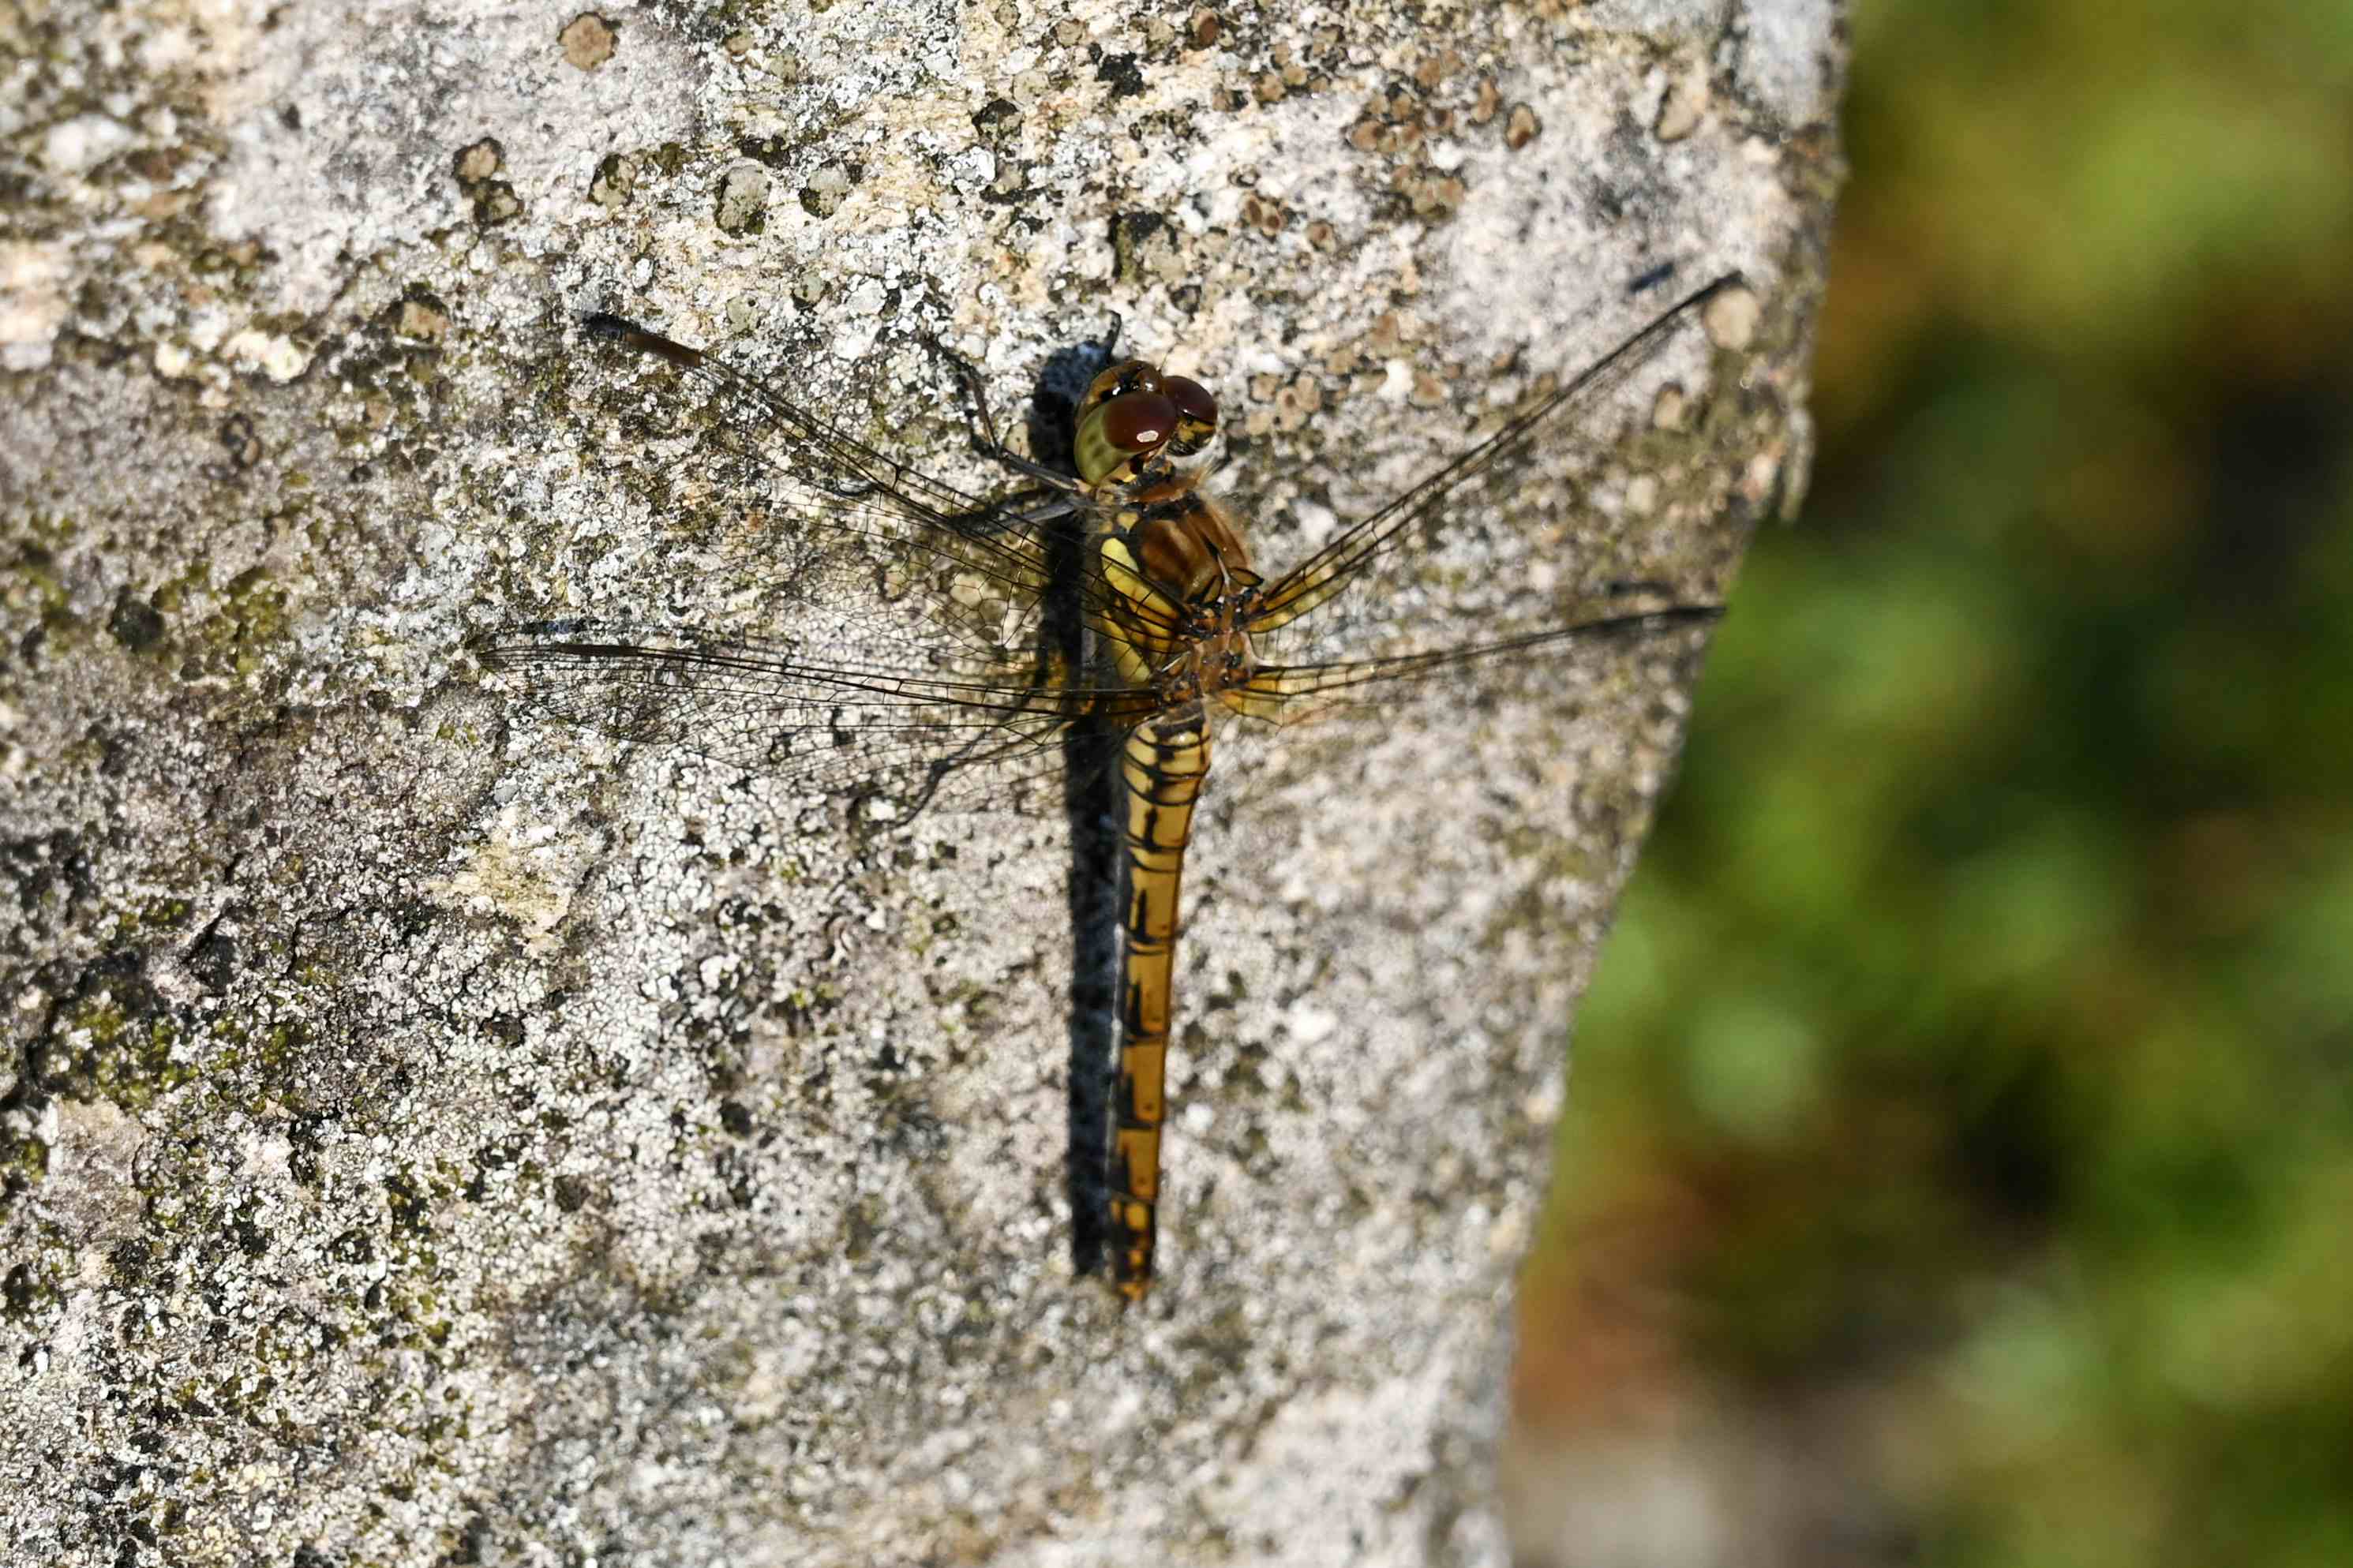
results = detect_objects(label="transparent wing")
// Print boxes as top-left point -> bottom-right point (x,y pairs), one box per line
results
474,618 -> 1160,817
481,314 -> 1175,816
1242,273 -> 1742,664
571,315 -> 1180,656
1232,604 -> 1721,727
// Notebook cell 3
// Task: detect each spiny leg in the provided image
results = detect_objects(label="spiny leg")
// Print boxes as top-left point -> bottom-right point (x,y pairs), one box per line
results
923,335 -> 1083,492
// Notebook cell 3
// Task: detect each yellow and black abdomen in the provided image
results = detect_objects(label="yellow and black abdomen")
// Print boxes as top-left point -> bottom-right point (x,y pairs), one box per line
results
1107,702 -> 1212,1300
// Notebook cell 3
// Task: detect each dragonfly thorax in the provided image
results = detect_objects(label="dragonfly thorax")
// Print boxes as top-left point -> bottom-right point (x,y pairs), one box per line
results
1116,491 -> 1253,601
1158,574 -> 1267,710
1094,486 -> 1268,707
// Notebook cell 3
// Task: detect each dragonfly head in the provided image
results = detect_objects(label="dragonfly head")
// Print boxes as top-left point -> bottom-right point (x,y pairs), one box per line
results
1073,357 -> 1220,490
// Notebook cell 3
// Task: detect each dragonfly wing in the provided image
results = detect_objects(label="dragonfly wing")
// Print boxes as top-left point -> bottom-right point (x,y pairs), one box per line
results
1245,273 -> 1743,655
575,315 -> 1155,657
564,315 -> 1176,695
1231,604 -> 1721,726
474,619 -> 1131,817
583,314 -> 1026,548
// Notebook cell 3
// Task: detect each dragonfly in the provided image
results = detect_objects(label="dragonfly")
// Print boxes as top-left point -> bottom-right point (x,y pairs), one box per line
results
474,271 -> 1739,1301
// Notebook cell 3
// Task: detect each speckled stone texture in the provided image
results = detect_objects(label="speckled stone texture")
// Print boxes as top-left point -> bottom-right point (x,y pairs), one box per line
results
0,0 -> 1840,1562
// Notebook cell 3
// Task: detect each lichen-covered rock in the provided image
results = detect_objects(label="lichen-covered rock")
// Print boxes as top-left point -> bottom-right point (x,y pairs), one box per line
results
0,1 -> 1840,1561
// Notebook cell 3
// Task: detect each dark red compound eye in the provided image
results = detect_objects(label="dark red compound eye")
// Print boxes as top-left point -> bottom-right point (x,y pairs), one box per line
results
1162,375 -> 1217,430
1100,391 -> 1179,453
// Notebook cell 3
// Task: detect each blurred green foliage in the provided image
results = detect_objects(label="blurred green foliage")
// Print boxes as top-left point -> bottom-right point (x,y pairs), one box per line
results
1519,2 -> 2353,1562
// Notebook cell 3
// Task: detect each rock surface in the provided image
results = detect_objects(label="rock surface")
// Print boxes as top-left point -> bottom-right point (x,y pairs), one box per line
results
1,0 -> 1841,1561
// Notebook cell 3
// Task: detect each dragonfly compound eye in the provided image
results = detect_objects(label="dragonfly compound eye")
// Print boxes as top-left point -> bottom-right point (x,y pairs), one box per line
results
1102,391 -> 1178,451
1161,375 -> 1218,454
1077,391 -> 1179,485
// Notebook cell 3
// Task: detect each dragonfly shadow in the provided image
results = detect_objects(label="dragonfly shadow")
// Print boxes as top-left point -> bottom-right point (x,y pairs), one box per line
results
1014,324 -> 1125,1282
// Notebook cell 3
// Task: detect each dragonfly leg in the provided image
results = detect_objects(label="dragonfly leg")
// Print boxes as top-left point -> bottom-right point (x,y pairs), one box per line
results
935,488 -> 1086,547
924,335 -> 1086,493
